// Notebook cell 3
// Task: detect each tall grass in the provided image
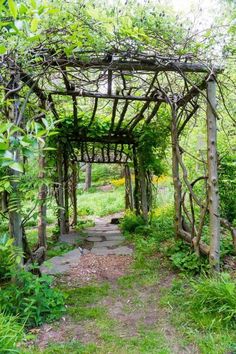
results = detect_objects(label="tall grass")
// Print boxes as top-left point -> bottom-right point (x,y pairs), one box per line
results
189,273 -> 236,328
0,313 -> 24,353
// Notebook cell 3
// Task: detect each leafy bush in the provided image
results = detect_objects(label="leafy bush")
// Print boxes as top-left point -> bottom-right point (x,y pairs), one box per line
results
0,271 -> 65,328
121,212 -> 146,233
0,234 -> 22,281
189,273 -> 236,328
165,240 -> 209,274
0,313 -> 24,353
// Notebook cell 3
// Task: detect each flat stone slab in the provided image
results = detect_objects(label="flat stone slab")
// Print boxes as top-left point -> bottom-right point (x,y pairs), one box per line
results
86,236 -> 103,242
91,246 -> 133,256
85,231 -> 122,237
92,240 -> 123,248
104,235 -> 124,241
40,248 -> 87,275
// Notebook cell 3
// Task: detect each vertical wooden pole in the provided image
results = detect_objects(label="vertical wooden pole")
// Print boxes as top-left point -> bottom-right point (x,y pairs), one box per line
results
71,161 -> 78,227
139,163 -> 148,222
124,164 -> 134,210
63,150 -> 70,233
133,147 -> 140,215
171,107 -> 182,238
207,78 -> 220,270
57,144 -> 66,235
38,143 -> 47,247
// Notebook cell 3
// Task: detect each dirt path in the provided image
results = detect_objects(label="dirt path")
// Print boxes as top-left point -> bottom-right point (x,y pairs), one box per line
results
27,215 -> 198,354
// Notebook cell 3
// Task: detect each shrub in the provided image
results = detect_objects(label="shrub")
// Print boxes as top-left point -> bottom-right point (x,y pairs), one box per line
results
0,312 -> 24,353
165,240 -> 209,274
189,273 -> 236,328
0,271 -> 65,328
121,212 -> 146,233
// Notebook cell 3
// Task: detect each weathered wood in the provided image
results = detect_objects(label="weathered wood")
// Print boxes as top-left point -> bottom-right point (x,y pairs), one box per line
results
133,147 -> 141,215
57,144 -> 66,235
49,58 -> 222,73
71,161 -> 78,227
37,144 -> 47,248
63,149 -> 70,233
171,108 -> 182,237
207,78 -> 220,270
124,164 -> 134,210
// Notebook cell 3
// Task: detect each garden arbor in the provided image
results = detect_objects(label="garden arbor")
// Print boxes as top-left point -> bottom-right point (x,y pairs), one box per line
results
5,51 -> 224,269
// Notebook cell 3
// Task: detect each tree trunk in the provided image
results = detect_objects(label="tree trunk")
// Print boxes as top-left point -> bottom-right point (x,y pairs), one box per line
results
124,164 -> 134,210
71,161 -> 78,227
207,78 -> 220,270
84,163 -> 92,191
38,144 -> 47,247
171,108 -> 182,238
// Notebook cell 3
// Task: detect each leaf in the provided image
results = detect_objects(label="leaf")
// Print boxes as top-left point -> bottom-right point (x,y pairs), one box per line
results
10,162 -> 23,172
0,45 -> 6,54
30,17 -> 39,32
0,142 -> 9,150
8,0 -> 18,19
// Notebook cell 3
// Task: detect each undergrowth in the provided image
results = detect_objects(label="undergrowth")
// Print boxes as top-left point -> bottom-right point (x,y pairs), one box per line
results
0,271 -> 65,328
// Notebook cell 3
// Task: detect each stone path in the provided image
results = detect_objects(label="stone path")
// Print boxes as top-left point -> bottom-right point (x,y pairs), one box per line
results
40,214 -> 133,275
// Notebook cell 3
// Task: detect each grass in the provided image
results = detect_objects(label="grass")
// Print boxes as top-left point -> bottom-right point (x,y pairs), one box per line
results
77,186 -> 124,217
160,277 -> 236,354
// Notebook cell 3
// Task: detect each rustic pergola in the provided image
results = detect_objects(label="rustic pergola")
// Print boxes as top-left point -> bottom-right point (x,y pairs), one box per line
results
6,51 -> 224,267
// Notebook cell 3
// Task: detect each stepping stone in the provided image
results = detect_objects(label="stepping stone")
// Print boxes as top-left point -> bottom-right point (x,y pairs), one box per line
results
86,236 -> 103,242
91,246 -> 133,256
92,240 -> 122,248
86,231 -> 122,237
104,235 -> 124,241
40,248 -> 88,275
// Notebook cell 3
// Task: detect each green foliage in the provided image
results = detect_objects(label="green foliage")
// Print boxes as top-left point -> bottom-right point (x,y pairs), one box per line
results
0,271 -> 65,328
121,212 -> 146,233
165,240 -> 209,274
219,154 -> 236,223
137,120 -> 169,175
0,312 -> 24,353
0,234 -> 22,281
189,273 -> 236,328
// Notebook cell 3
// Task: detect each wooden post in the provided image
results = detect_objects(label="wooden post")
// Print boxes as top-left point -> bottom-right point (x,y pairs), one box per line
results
124,164 -> 134,210
57,145 -> 66,235
207,78 -> 220,270
139,163 -> 148,221
133,147 -> 140,215
38,144 -> 47,247
71,161 -> 78,227
171,107 -> 182,237
63,150 -> 70,233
